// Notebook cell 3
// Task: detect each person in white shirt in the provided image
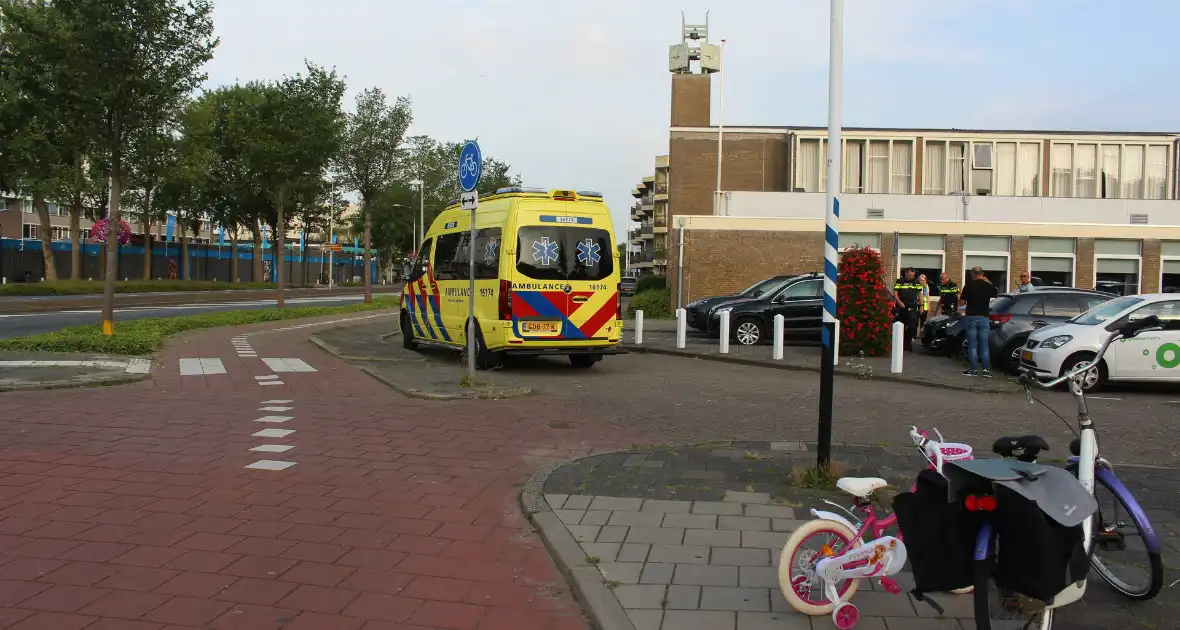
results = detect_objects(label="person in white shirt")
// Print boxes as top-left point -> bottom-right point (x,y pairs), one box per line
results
1017,272 -> 1036,293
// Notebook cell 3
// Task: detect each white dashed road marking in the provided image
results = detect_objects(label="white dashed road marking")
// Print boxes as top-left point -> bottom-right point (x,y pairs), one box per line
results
261,399 -> 293,404
252,428 -> 294,438
124,358 -> 152,374
261,358 -> 317,373
255,375 -> 279,381
254,416 -> 293,423
259,406 -> 293,412
250,444 -> 295,453
245,460 -> 297,471
179,358 -> 226,376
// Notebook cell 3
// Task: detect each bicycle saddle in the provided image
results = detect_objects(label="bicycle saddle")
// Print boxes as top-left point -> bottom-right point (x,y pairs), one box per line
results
992,435 -> 1050,463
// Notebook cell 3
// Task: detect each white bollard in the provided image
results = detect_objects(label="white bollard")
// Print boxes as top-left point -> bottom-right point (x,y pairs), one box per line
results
634,310 -> 644,345
832,320 -> 840,366
891,321 -> 904,373
772,314 -> 784,360
1,277 -> 5,285
719,310 -> 730,354
675,308 -> 687,349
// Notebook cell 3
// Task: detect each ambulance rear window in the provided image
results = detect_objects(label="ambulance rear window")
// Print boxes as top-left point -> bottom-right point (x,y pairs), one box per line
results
516,226 -> 613,281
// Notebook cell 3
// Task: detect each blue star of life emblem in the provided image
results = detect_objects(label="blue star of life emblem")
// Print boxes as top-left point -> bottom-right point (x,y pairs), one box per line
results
576,238 -> 601,265
532,237 -> 560,266
483,237 -> 499,265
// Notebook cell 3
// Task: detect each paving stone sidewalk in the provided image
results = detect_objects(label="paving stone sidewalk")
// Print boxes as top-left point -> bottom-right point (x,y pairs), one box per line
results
0,352 -> 152,391
527,442 -> 1179,630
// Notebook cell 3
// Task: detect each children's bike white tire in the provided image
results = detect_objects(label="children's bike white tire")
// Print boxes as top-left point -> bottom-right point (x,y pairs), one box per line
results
778,518 -> 862,616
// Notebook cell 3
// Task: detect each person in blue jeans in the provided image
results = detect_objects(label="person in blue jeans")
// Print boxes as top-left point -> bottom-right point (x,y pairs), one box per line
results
958,266 -> 999,377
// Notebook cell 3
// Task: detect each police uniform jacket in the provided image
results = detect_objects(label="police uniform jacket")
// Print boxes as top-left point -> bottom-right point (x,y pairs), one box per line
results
894,277 -> 921,309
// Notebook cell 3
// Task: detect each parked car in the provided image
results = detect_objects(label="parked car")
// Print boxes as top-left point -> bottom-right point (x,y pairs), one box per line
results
684,274 -> 796,331
620,276 -> 638,297
706,273 -> 824,345
1021,293 -> 1180,392
921,287 -> 1114,373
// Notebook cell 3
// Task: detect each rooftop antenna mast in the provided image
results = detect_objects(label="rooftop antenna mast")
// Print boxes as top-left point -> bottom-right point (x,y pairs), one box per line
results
669,11 -> 720,74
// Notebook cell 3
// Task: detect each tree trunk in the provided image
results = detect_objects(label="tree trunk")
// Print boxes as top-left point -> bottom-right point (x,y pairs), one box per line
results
230,227 -> 240,283
141,188 -> 153,280
363,201 -> 372,303
180,221 -> 190,281
33,196 -> 57,282
69,199 -> 82,280
252,218 -> 263,283
276,186 -> 286,309
101,144 -> 122,334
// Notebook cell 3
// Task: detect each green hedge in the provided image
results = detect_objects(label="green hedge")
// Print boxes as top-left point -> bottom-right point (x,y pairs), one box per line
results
627,289 -> 672,319
635,275 -> 667,293
0,280 -> 304,296
0,296 -> 399,355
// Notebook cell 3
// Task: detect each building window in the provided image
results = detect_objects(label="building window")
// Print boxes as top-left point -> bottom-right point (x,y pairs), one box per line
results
898,234 -> 945,287
1120,145 -> 1144,199
796,138 -> 823,192
22,224 -> 39,239
1146,145 -> 1169,200
963,236 -> 1011,289
890,141 -> 913,194
923,141 -> 967,195
1075,144 -> 1097,197
1050,144 -> 1072,197
1160,241 -> 1180,293
1028,237 -> 1075,288
866,140 -> 890,193
0,199 -> 7,211
80,228 -> 91,241
1094,238 -> 1141,295
837,232 -> 881,263
1100,145 -> 1121,198
990,142 -> 1041,197
20,200 -> 33,214
51,226 -> 71,241
844,140 -> 863,194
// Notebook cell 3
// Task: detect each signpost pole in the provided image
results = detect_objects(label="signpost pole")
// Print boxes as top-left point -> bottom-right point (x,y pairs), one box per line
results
458,141 -> 483,384
818,0 -> 844,469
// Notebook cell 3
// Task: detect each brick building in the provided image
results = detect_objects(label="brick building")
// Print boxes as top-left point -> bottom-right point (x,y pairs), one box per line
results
627,156 -> 669,276
661,18 -> 1180,306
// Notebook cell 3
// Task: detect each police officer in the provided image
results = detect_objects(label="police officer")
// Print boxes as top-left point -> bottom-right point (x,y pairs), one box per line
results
893,267 -> 921,351
938,271 -> 960,316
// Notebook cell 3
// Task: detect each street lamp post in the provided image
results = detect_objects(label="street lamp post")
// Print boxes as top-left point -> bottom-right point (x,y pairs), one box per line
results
409,179 -> 424,253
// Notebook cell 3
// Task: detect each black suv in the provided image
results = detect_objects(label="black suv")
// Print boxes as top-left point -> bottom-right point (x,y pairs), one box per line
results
706,273 -> 824,345
684,275 -> 796,331
921,287 -> 1114,372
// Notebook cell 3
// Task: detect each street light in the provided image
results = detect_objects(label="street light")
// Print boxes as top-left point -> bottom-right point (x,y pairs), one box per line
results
409,179 -> 424,255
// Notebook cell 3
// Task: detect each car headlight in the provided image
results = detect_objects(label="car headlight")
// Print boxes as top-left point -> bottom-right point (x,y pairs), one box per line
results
713,306 -> 732,317
1040,335 -> 1073,350
687,300 -> 703,308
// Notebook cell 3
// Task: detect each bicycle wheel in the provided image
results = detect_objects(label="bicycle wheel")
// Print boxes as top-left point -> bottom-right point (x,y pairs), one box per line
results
1087,471 -> 1164,600
777,518 -> 861,615
972,525 -> 1046,630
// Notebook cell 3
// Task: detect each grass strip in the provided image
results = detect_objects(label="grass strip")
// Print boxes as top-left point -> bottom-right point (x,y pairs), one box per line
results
0,279 -> 363,296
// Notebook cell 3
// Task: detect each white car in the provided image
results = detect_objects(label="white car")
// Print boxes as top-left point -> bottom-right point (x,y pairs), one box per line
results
1021,293 -> 1180,391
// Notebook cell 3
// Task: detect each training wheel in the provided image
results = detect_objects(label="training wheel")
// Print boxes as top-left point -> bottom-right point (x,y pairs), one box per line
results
878,578 -> 901,595
951,586 -> 975,595
832,602 -> 859,629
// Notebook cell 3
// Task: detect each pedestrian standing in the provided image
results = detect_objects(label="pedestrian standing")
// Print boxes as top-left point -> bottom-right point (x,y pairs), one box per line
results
959,266 -> 1000,377
893,267 -> 921,352
938,272 -> 959,316
1017,272 -> 1036,292
918,274 -> 932,329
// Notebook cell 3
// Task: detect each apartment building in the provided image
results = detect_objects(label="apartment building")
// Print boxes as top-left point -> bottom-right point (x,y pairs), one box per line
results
662,19 -> 1180,305
628,155 -> 670,276
0,193 -> 218,243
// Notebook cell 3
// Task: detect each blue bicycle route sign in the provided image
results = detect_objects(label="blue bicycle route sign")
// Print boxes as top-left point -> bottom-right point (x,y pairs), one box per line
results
458,141 -> 482,193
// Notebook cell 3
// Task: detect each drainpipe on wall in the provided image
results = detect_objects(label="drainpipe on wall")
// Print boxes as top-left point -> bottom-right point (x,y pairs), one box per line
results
677,217 -> 686,308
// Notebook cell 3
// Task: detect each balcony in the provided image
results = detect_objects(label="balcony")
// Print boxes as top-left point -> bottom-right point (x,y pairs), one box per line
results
654,217 -> 667,234
655,154 -> 669,169
654,182 -> 668,202
641,195 -> 654,211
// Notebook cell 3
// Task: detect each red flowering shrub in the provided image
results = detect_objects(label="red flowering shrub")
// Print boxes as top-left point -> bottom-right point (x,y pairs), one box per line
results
836,245 -> 892,356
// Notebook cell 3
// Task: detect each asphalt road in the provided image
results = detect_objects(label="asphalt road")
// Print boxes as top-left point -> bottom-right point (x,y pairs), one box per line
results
0,294 -> 372,338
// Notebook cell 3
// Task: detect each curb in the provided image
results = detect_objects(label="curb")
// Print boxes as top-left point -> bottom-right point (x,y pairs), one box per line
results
623,344 -> 1016,395
519,456 -> 638,630
0,371 -> 151,393
307,331 -> 534,401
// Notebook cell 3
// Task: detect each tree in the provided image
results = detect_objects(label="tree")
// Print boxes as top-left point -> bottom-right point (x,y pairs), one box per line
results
124,119 -> 182,279
401,135 -> 521,234
336,88 -> 412,303
54,0 -> 217,332
349,181 -> 414,279
247,63 -> 345,307
836,245 -> 893,357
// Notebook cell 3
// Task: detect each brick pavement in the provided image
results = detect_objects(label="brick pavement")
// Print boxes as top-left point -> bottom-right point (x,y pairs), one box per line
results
0,313 -> 649,629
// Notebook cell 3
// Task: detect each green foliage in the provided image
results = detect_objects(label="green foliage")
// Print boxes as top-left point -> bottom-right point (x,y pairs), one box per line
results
402,135 -> 521,230
636,275 -> 667,293
628,289 -> 672,319
0,280 -> 286,296
0,296 -> 399,355
836,245 -> 893,356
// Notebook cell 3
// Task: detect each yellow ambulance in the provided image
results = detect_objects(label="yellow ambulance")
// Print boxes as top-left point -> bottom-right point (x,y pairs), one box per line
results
400,187 -> 625,369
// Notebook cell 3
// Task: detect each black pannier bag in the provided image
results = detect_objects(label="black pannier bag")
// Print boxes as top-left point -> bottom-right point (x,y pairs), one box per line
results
892,469 -> 983,594
992,484 -> 1090,602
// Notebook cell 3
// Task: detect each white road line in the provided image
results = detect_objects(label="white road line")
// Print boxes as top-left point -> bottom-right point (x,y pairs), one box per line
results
262,399 -> 293,404
260,381 -> 285,386
179,358 -> 225,376
254,375 -> 279,381
261,358 -> 317,373
250,444 -> 295,453
1088,396 -> 1121,401
252,428 -> 294,438
245,460 -> 296,471
254,415 -> 293,423
259,406 -> 293,412
124,358 -> 152,374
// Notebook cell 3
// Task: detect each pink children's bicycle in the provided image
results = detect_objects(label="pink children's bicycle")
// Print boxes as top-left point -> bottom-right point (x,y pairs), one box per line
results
777,426 -> 975,629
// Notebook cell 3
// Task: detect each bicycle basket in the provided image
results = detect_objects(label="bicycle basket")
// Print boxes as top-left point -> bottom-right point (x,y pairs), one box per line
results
936,443 -> 973,461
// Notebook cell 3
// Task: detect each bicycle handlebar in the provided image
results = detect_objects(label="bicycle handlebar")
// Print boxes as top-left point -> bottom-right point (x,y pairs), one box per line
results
1019,314 -> 1164,390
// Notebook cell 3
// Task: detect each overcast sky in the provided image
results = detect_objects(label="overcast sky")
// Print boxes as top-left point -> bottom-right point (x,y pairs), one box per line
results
205,0 -> 1180,233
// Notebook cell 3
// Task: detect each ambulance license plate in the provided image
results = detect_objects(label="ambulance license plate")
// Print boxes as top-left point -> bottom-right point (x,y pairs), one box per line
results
522,321 -> 559,333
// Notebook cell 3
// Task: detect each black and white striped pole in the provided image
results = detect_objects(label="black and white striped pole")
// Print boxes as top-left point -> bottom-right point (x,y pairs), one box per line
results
818,0 -> 844,469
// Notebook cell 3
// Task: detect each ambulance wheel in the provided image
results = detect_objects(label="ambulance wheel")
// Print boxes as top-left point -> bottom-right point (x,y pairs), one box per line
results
569,355 -> 600,369
400,311 -> 418,350
469,322 -> 502,370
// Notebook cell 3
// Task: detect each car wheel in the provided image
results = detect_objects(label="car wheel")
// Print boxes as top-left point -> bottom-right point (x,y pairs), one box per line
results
401,311 -> 419,350
734,318 -> 764,346
1060,352 -> 1106,392
466,322 -> 502,370
956,333 -> 967,357
569,355 -> 599,369
1003,339 -> 1026,374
